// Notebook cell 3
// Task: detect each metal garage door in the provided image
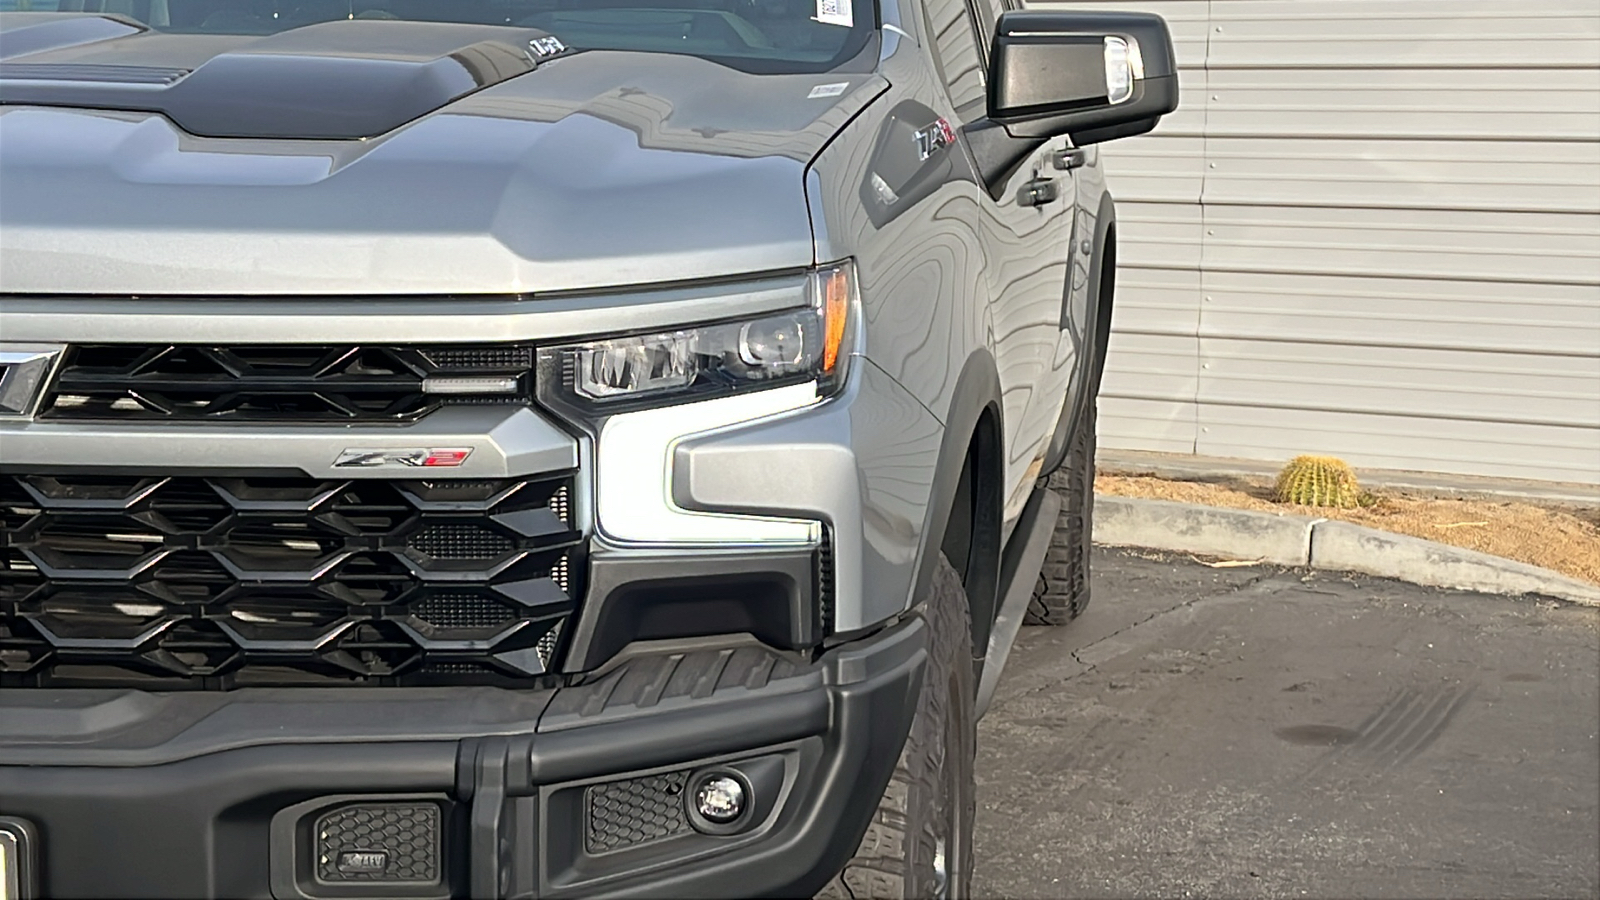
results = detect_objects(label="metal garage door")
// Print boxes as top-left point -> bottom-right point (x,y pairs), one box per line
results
1032,0 -> 1600,484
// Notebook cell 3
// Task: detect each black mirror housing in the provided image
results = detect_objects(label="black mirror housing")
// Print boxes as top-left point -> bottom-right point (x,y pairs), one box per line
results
986,10 -> 1178,146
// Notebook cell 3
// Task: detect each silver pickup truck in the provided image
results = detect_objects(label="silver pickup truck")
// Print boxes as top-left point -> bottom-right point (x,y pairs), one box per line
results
0,2 -> 1174,896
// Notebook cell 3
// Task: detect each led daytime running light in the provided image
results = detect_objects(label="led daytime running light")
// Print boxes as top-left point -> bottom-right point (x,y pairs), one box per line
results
540,262 -> 857,411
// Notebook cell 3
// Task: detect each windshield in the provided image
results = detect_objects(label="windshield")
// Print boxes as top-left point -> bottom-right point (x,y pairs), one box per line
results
0,0 -> 878,72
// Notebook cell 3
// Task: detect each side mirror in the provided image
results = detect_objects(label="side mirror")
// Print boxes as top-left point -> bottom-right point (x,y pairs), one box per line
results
987,10 -> 1178,145
963,10 -> 1178,196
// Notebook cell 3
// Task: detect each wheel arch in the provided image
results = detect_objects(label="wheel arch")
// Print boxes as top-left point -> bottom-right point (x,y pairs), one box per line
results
1041,190 -> 1117,477
1088,212 -> 1118,385
911,351 -> 1005,665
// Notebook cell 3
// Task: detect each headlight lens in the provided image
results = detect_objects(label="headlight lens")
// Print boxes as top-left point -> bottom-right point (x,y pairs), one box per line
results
539,262 -> 856,413
570,311 -> 812,400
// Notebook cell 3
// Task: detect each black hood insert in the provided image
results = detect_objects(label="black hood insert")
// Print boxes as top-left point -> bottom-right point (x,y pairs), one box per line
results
0,16 -> 569,139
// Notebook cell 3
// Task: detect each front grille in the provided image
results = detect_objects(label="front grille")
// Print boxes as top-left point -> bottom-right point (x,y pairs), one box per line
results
0,472 -> 582,688
40,343 -> 534,423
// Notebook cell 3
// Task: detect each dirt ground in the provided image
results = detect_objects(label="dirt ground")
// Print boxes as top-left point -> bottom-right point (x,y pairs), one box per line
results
1095,472 -> 1600,586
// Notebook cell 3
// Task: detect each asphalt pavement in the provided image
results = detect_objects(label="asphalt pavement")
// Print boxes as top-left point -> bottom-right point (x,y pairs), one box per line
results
975,547 -> 1600,899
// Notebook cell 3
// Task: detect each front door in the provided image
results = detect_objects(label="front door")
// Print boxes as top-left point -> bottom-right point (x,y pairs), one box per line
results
916,0 -> 1079,524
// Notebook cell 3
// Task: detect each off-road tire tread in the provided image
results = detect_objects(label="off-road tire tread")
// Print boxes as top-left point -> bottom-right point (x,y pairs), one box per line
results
1025,395 -> 1096,626
815,556 -> 975,899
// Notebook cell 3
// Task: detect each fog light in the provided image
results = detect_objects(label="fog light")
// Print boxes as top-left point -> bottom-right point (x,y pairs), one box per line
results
693,775 -> 746,824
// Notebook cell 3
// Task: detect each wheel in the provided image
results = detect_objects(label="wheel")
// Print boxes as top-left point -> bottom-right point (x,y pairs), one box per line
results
817,555 -> 975,900
1025,392 -> 1095,625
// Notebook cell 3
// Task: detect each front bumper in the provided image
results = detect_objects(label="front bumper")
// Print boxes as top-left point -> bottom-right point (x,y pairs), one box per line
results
0,616 -> 925,900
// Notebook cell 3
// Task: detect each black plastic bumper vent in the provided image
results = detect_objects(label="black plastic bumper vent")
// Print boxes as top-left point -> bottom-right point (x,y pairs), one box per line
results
315,803 -> 442,884
585,770 -> 692,854
39,343 -> 534,423
0,473 -> 582,688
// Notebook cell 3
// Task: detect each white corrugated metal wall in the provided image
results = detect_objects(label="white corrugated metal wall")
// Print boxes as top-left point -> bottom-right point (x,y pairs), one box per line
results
1032,0 -> 1600,484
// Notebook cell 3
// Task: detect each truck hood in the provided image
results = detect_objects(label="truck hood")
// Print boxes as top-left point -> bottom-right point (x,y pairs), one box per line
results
0,16 -> 885,295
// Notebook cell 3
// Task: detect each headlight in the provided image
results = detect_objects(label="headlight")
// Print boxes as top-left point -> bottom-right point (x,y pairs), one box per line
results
537,262 -> 856,414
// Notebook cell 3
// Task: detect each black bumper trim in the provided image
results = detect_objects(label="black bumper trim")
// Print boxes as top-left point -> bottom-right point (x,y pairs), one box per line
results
0,617 -> 927,899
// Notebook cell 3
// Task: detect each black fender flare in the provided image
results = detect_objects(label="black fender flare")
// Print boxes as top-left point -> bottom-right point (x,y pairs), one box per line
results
1041,189 -> 1117,478
908,351 -> 1005,663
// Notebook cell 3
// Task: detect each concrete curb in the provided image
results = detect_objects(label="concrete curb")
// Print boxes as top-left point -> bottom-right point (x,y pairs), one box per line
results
1093,496 -> 1600,607
1092,496 -> 1319,567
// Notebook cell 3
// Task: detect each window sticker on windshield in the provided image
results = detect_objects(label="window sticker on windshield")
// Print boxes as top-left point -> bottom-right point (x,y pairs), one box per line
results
808,82 -> 850,99
815,0 -> 853,27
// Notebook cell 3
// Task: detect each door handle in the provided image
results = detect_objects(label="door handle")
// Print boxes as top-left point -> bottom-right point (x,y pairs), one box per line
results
1052,148 -> 1088,171
1018,177 -> 1059,207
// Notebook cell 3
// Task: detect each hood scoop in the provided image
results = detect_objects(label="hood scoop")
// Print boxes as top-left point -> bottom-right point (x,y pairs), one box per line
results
0,17 -> 569,139
0,63 -> 188,84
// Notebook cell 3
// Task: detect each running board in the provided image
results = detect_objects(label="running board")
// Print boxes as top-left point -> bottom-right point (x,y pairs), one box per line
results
976,485 -> 1062,718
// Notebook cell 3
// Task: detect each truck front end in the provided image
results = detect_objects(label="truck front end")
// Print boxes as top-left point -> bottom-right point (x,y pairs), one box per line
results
0,14 -> 936,896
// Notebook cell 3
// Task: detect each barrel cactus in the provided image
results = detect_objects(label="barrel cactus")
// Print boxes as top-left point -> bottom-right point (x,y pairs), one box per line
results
1273,455 -> 1362,508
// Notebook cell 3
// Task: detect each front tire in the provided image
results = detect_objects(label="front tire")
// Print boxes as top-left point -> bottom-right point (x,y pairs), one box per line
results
818,555 -> 975,899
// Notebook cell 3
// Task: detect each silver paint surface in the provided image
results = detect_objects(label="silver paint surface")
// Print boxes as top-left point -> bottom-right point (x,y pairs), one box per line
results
0,46 -> 885,295
806,0 -> 1093,566
674,358 -> 942,630
0,1 -> 1117,635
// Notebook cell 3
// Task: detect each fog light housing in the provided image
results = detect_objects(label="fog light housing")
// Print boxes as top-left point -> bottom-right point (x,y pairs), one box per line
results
687,771 -> 751,833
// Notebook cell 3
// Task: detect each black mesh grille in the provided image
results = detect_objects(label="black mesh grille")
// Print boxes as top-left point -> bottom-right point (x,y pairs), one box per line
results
409,593 -> 516,631
39,343 -> 533,423
816,528 -> 835,632
315,803 -> 442,883
407,524 -> 515,560
419,347 -> 533,370
585,770 -> 691,854
0,473 -> 581,688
